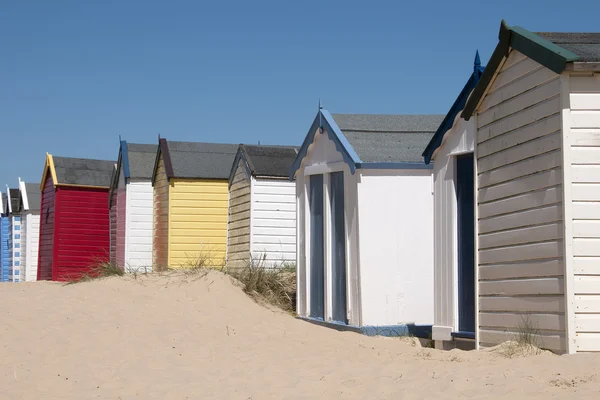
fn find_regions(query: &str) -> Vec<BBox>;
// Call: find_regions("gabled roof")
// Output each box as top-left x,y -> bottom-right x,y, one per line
152,138 -> 238,182
422,53 -> 485,164
463,20 -> 600,119
18,180 -> 41,212
0,193 -> 5,216
40,153 -> 115,191
229,144 -> 299,186
111,141 -> 157,194
7,188 -> 19,215
290,109 -> 443,178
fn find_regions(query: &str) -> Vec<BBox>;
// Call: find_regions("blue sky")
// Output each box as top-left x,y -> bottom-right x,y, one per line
1,0 -> 599,187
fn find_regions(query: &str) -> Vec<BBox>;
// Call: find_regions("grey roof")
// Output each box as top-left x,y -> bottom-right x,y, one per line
536,32 -> 600,62
332,114 -> 445,163
9,189 -> 19,214
126,143 -> 157,179
53,156 -> 115,187
241,145 -> 299,177
24,183 -> 41,211
168,141 -> 239,179
1,193 -> 6,215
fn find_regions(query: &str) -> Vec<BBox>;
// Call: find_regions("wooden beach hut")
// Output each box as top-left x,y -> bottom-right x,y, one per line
37,154 -> 115,281
152,139 -> 237,270
18,179 -> 41,282
109,141 -> 156,272
6,187 -> 22,282
0,193 -> 8,282
458,21 -> 600,353
421,53 -> 485,349
226,144 -> 299,269
291,108 -> 443,334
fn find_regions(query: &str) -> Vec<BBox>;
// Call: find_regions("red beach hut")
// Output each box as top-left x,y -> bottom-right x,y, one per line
37,153 -> 115,281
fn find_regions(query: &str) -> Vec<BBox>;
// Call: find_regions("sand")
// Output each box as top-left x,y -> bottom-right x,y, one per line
1,271 -> 599,399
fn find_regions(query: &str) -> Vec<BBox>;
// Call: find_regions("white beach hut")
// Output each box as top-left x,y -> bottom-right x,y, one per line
457,21 -> 600,353
18,179 -> 41,282
109,141 -> 156,272
421,53 -> 484,349
5,187 -> 21,282
226,144 -> 299,269
291,108 -> 443,335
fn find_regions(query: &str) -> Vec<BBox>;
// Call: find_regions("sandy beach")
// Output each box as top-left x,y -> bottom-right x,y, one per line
1,271 -> 599,399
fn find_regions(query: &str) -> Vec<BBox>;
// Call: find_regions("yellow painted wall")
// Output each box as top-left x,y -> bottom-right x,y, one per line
168,179 -> 229,268
153,154 -> 170,270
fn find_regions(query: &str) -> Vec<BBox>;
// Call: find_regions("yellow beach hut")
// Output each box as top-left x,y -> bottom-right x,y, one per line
151,139 -> 238,270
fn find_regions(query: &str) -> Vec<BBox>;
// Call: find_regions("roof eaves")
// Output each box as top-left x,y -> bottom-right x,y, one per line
289,109 -> 361,180
40,153 -> 58,192
18,179 -> 29,211
462,20 -> 580,120
227,146 -> 252,188
121,140 -> 131,179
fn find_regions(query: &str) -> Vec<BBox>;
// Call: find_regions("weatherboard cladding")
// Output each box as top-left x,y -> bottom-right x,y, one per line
52,156 -> 115,187
240,145 -> 299,177
126,143 -> 157,179
331,114 -> 444,163
166,141 -> 238,179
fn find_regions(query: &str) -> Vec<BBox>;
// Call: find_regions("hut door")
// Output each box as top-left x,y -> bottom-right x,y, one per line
309,174 -> 325,319
330,172 -> 347,323
456,153 -> 475,333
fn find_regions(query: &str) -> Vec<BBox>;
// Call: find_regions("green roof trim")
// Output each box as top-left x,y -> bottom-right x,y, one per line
462,20 -> 580,120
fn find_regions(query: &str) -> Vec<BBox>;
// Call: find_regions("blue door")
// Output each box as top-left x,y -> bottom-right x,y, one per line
309,174 -> 325,319
330,172 -> 347,323
456,153 -> 475,334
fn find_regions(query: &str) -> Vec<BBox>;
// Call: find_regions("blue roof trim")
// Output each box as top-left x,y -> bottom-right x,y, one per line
289,109 -> 361,180
422,54 -> 485,165
121,140 -> 131,179
358,162 -> 433,170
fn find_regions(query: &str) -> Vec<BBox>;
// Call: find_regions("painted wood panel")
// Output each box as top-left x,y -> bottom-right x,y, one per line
115,167 -> 126,268
25,213 -> 40,281
109,192 -> 117,265
569,75 -> 600,352
125,181 -> 153,272
226,159 -> 251,268
37,172 -> 55,281
251,177 -> 296,266
169,179 -> 229,268
475,49 -> 564,351
152,154 -> 170,270
0,216 -> 8,282
53,187 -> 110,281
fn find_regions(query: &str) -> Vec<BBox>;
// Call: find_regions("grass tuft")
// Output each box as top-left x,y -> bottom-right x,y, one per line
65,261 -> 124,284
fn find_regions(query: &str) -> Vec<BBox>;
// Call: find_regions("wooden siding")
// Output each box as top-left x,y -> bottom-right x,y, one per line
53,187 -> 110,281
126,181 -> 153,272
153,155 -> 170,270
116,187 -> 127,268
226,159 -> 251,268
37,171 -> 55,281
476,50 -> 565,352
22,213 -> 40,281
169,179 -> 229,268
0,217 -> 8,282
251,178 -> 297,266
109,192 -> 117,265
568,74 -> 600,352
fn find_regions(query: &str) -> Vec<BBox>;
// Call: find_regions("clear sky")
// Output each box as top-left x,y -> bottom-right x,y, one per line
1,0 -> 599,187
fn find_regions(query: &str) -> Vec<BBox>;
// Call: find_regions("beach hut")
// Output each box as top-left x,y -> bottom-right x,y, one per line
109,141 -> 156,272
291,108 -> 443,334
226,144 -> 299,269
152,139 -> 237,270
0,193 -> 8,282
421,54 -> 485,349
6,187 -> 21,282
459,21 -> 600,353
37,154 -> 115,281
18,179 -> 41,282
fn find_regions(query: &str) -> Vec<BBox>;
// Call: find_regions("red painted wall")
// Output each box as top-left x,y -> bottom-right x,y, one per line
53,187 -> 110,281
37,172 -> 55,281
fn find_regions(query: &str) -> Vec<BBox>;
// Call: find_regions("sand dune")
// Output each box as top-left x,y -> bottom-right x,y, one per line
1,271 -> 599,399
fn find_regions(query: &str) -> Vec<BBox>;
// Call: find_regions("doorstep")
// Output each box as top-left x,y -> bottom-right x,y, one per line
297,317 -> 432,339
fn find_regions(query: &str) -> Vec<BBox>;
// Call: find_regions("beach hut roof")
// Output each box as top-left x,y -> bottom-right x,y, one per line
463,20 -> 600,119
0,192 -> 5,215
41,154 -> 115,190
153,139 -> 238,182
121,142 -> 157,180
291,109 -> 443,178
19,182 -> 42,212
7,188 -> 19,215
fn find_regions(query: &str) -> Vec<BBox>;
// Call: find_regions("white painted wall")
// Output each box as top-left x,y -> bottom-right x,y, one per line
431,115 -> 475,339
125,180 -> 153,272
566,73 -> 600,352
21,213 -> 40,281
250,177 -> 296,266
475,49 -> 566,353
356,169 -> 434,326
